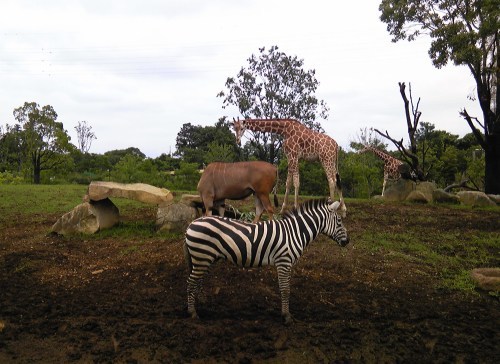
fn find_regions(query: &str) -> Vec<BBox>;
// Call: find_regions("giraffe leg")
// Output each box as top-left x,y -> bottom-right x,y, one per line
276,264 -> 293,325
293,171 -> 300,209
327,175 -> 336,201
382,179 -> 387,197
281,171 -> 293,213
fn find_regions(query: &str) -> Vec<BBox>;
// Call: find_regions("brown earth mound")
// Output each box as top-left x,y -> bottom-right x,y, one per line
0,202 -> 498,363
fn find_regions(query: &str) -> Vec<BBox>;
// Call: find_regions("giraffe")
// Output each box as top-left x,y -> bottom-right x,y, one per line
232,118 -> 346,216
358,145 -> 405,196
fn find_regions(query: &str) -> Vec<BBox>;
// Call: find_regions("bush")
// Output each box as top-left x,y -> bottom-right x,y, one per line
0,171 -> 25,185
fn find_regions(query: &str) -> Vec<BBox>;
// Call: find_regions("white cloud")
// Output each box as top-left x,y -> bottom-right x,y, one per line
0,0 -> 482,157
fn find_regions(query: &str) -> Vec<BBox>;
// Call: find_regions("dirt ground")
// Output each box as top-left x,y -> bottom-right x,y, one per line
0,201 -> 498,363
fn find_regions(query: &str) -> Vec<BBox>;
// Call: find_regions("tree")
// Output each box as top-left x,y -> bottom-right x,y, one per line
374,82 -> 425,180
175,119 -> 238,166
75,120 -> 96,153
0,124 -> 24,173
12,102 -> 73,184
379,0 -> 500,193
218,45 -> 330,164
104,147 -> 146,166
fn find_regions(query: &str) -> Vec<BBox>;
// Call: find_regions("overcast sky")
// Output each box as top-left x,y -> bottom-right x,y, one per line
1,0 -> 481,158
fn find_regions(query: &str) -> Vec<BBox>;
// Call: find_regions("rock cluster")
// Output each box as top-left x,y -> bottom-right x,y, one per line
52,181 -> 177,235
381,179 -> 499,207
51,183 -> 243,235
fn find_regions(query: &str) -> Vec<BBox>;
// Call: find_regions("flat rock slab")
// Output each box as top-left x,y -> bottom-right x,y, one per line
470,268 -> 500,291
51,198 -> 120,235
87,181 -> 173,205
457,191 -> 496,207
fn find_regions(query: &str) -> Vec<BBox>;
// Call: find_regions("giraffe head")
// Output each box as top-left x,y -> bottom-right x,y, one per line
231,118 -> 246,145
357,144 -> 372,154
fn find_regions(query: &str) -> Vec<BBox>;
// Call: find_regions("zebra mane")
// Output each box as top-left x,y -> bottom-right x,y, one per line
281,198 -> 328,220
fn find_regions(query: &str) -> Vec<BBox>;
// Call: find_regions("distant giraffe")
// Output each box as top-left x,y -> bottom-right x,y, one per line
232,118 -> 345,216
359,145 -> 405,196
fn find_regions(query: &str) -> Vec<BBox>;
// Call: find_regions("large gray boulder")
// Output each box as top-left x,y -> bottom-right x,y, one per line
51,198 -> 119,235
432,189 -> 460,204
156,201 -> 200,232
87,181 -> 173,205
487,194 -> 500,205
470,268 -> 500,291
416,181 -> 437,202
457,191 -> 496,207
383,179 -> 415,202
405,190 -> 429,204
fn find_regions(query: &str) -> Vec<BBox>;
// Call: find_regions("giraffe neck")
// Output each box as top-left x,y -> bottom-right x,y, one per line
364,147 -> 394,164
243,119 -> 300,137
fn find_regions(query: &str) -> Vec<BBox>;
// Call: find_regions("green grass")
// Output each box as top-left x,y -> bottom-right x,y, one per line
1,184 -> 498,294
0,184 -> 87,220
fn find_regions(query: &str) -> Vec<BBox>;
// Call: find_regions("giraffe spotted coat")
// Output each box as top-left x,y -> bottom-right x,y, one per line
232,118 -> 345,216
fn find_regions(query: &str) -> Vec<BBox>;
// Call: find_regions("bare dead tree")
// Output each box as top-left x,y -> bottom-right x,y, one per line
374,82 -> 425,180
75,121 -> 96,153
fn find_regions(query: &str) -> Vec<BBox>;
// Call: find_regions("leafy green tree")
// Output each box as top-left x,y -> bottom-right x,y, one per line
342,151 -> 382,198
218,45 -> 330,164
70,150 -> 113,183
165,162 -> 200,191
111,154 -> 143,183
205,142 -> 236,164
379,0 -> 499,193
12,102 -> 73,184
104,147 -> 146,166
152,153 -> 181,171
0,124 -> 24,174
175,119 -> 238,166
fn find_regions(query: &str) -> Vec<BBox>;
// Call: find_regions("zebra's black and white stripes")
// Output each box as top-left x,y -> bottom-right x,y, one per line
184,198 -> 349,324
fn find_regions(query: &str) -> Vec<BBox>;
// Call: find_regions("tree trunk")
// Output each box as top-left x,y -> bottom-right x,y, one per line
33,152 -> 41,184
484,133 -> 500,194
33,165 -> 41,184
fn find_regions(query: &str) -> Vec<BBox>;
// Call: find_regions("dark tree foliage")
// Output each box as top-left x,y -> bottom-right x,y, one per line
379,0 -> 499,193
12,102 -> 73,184
175,119 -> 238,167
104,147 -> 146,166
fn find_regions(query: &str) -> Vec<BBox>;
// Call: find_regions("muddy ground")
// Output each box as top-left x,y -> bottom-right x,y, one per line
0,201 -> 498,363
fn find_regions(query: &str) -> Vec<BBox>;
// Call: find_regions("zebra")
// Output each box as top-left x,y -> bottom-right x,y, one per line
184,197 -> 349,324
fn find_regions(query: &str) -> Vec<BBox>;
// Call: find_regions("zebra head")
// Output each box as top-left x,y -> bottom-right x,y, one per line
323,199 -> 349,247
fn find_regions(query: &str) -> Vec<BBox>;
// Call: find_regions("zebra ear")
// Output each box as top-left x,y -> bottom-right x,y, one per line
328,201 -> 340,212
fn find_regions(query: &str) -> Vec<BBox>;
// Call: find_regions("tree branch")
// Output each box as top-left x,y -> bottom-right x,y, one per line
459,108 -> 487,150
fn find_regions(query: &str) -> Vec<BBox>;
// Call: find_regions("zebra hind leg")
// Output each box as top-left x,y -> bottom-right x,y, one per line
187,269 -> 209,319
277,265 -> 293,325
185,246 -> 211,319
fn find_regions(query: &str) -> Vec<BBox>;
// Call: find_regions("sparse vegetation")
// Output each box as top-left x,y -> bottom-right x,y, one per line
0,185 -> 498,362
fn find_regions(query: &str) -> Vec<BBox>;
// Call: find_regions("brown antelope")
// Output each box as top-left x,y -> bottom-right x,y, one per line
197,161 -> 278,222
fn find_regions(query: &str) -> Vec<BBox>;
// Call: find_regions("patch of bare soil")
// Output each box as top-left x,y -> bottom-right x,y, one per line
0,202 -> 498,363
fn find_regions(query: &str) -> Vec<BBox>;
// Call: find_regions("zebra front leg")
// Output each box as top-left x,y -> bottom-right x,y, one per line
276,265 -> 293,325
